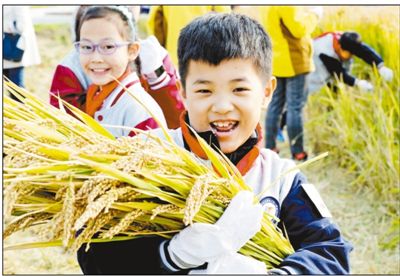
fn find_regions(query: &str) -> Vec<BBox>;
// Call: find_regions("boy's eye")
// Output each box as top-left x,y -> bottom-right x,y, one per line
233,87 -> 250,92
195,89 -> 211,94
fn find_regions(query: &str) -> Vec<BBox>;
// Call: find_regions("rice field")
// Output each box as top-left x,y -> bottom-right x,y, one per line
307,4 -> 399,252
305,5 -> 400,274
3,6 -> 400,274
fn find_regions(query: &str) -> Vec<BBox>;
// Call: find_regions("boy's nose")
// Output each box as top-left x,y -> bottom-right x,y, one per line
211,100 -> 234,114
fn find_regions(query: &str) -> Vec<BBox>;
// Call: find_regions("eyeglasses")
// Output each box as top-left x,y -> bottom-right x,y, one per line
74,40 -> 131,55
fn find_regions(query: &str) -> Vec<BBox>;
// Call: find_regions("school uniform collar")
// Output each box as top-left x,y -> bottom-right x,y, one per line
315,31 -> 344,60
331,32 -> 348,60
85,68 -> 133,117
179,111 -> 263,176
101,73 -> 141,110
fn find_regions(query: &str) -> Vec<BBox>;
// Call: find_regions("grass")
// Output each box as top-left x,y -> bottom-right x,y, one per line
307,85 -> 399,197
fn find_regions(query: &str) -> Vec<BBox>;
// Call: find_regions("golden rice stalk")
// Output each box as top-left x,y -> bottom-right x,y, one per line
100,209 -> 145,239
62,178 -> 75,247
183,174 -> 215,225
0,79 -> 332,269
151,204 -> 183,220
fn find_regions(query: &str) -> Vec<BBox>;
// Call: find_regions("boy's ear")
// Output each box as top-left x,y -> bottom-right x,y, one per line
128,42 -> 140,61
264,76 -> 277,98
176,79 -> 187,99
262,76 -> 276,109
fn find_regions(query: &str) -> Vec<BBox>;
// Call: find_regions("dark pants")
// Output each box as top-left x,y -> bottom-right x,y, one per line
4,66 -> 24,101
265,74 -> 308,155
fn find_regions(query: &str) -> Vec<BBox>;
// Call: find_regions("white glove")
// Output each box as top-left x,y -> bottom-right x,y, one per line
214,190 -> 264,252
189,252 -> 267,274
168,191 -> 264,269
309,6 -> 323,20
139,35 -> 168,75
355,79 -> 373,92
378,66 -> 393,81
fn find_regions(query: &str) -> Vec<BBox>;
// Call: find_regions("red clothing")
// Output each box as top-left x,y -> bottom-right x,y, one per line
139,54 -> 184,129
50,63 -> 86,112
50,50 -> 184,129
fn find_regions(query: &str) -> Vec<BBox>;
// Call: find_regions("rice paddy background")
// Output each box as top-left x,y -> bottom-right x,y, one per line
3,5 -> 400,274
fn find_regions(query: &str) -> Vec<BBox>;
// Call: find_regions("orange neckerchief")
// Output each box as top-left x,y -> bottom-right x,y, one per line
85,68 -> 131,117
179,111 -> 263,176
332,32 -> 345,59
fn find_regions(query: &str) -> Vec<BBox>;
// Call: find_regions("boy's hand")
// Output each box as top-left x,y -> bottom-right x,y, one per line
167,191 -> 263,269
189,252 -> 267,274
214,190 -> 264,251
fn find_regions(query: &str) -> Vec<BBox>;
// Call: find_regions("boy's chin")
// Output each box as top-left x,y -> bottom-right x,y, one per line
220,142 -> 241,154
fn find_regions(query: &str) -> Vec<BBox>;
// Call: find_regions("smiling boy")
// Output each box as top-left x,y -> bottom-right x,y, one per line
77,12 -> 352,274
182,58 -> 270,153
160,12 -> 352,274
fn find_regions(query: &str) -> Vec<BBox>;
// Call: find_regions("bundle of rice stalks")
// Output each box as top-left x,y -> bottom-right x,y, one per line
3,79 -> 296,269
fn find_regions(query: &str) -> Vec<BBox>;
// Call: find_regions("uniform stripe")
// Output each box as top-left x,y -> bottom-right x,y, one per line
110,80 -> 139,107
159,240 -> 180,272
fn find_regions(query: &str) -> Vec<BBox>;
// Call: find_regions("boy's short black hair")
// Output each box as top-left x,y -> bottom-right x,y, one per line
177,13 -> 272,88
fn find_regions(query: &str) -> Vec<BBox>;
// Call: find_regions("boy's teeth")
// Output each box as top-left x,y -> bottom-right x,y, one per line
211,121 -> 237,131
214,122 -> 231,128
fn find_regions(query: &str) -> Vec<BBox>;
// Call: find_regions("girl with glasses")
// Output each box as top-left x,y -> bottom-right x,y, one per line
53,6 -> 168,137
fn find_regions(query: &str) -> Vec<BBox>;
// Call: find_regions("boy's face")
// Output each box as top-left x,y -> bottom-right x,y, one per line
180,58 -> 276,154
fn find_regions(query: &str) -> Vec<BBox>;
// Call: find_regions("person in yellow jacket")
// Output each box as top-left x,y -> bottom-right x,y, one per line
147,5 -> 231,67
262,6 -> 322,161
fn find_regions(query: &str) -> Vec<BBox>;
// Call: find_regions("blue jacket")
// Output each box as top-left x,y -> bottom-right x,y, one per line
276,173 -> 352,274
